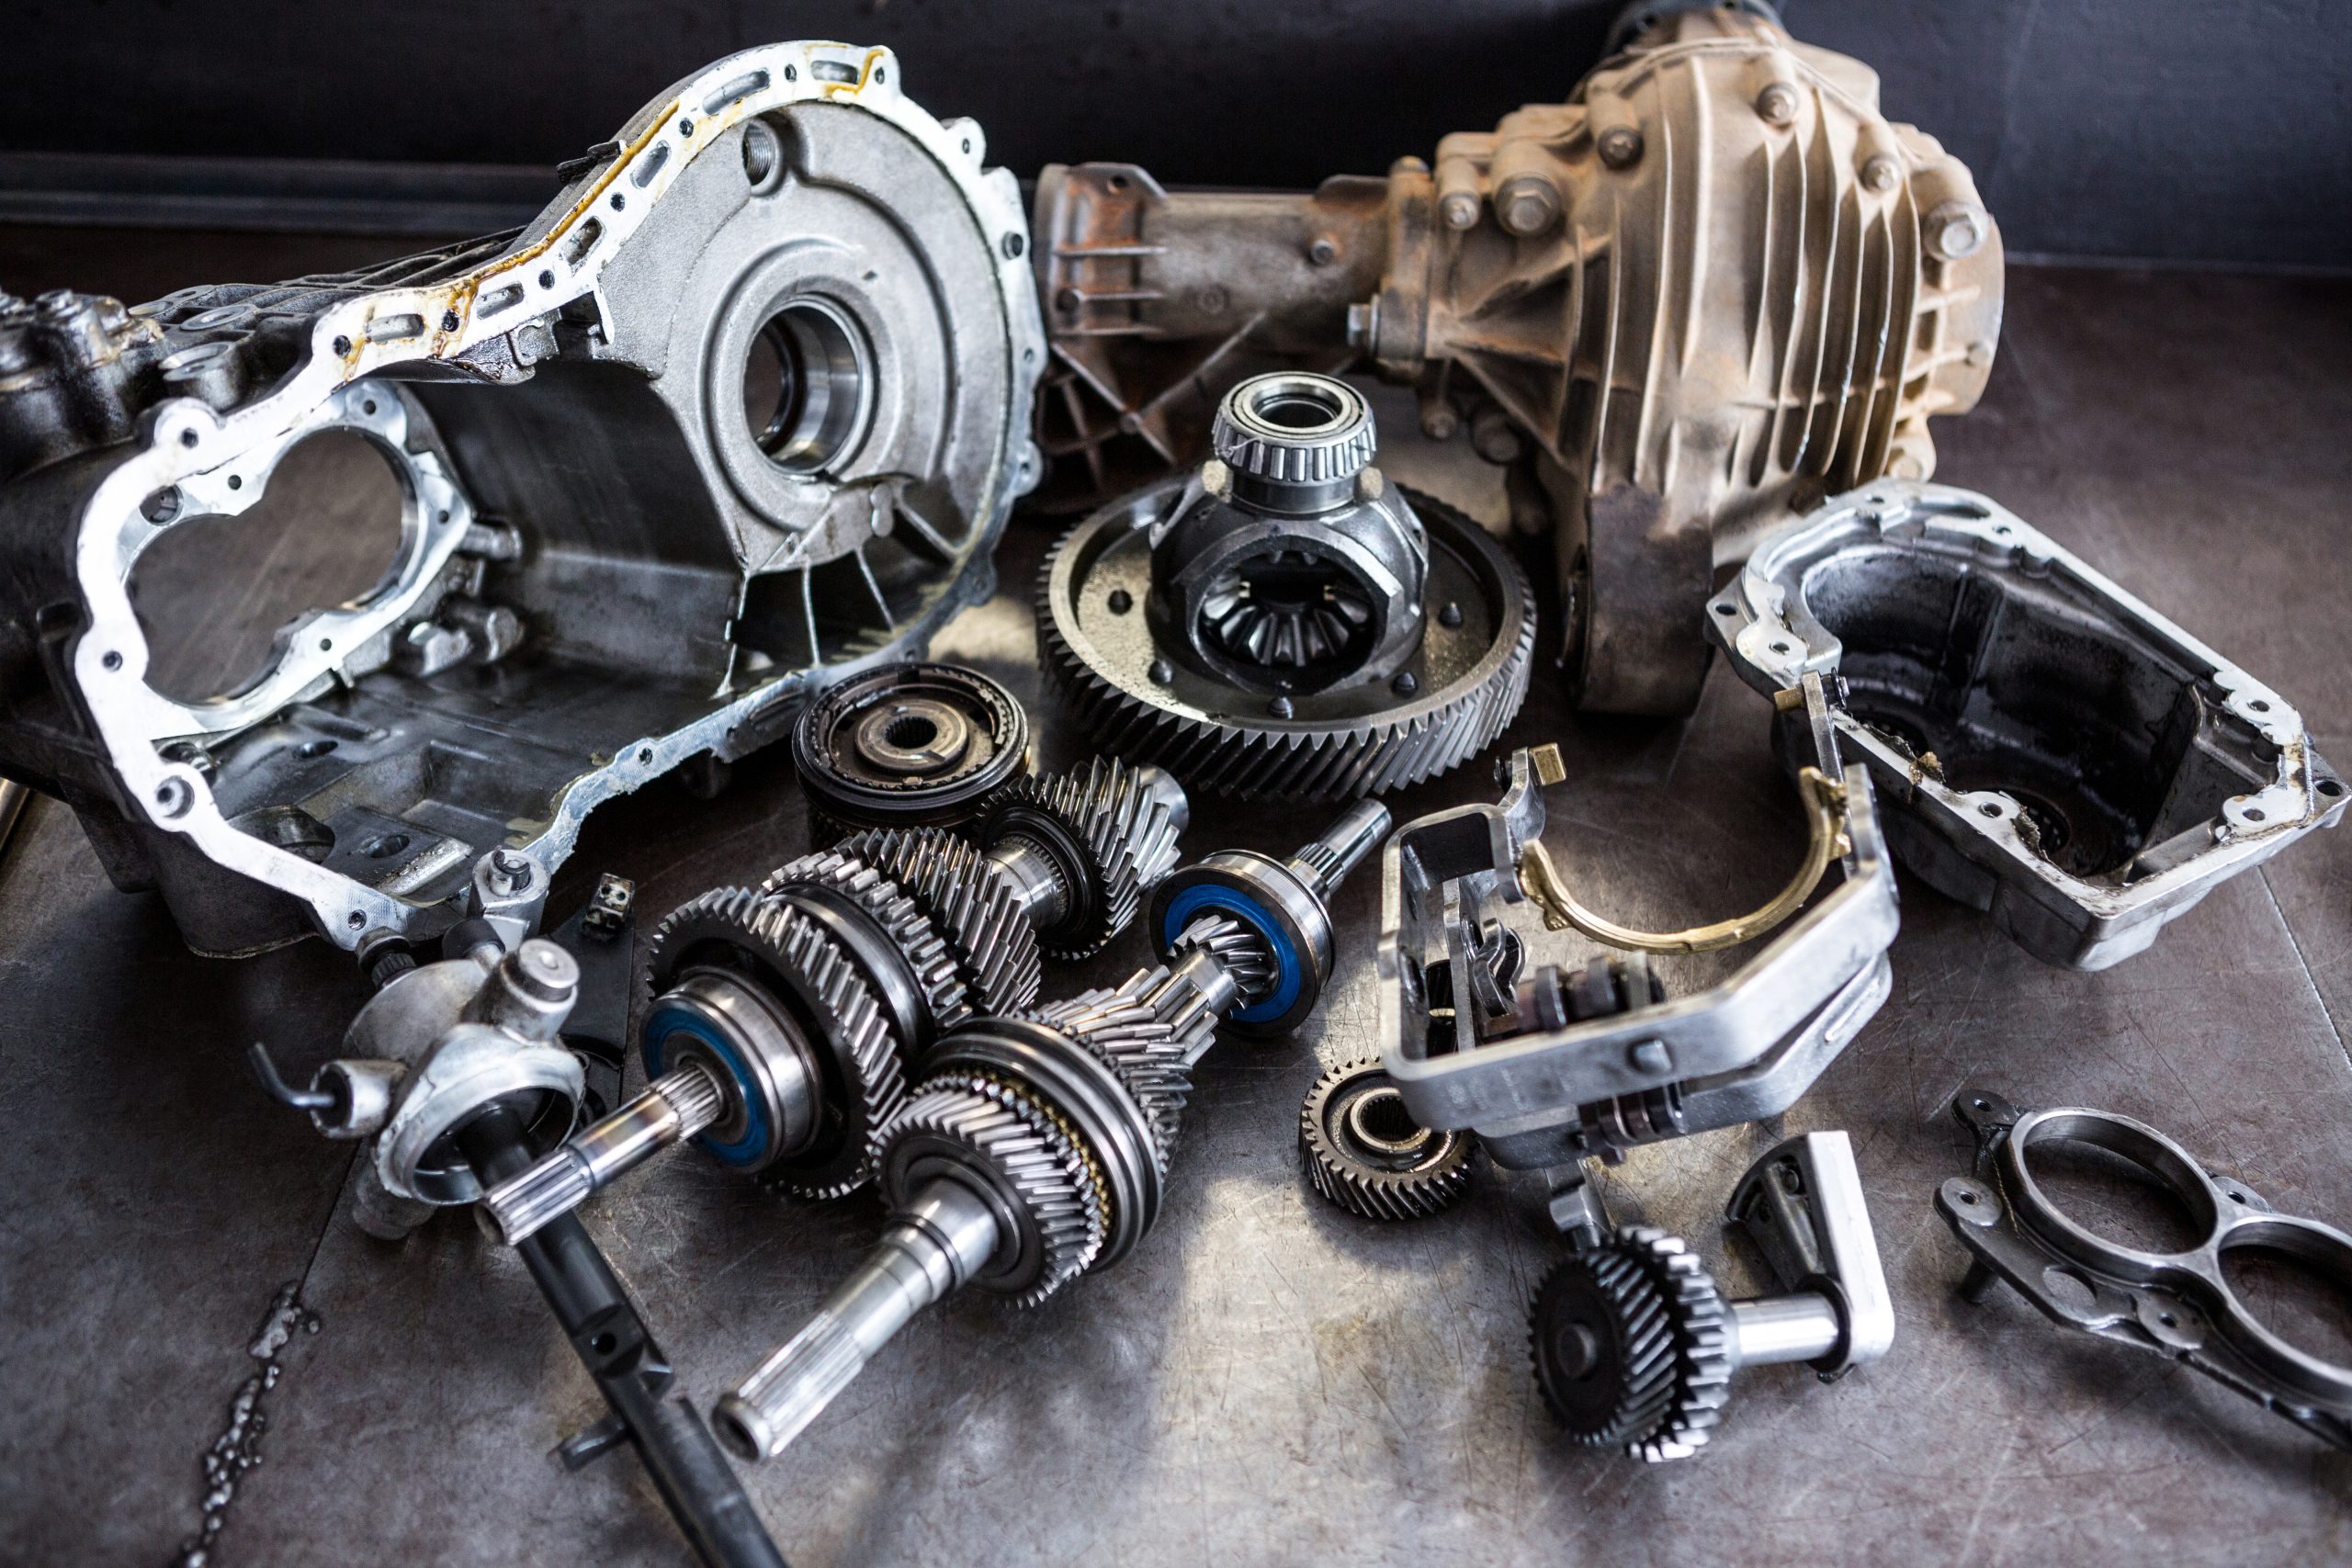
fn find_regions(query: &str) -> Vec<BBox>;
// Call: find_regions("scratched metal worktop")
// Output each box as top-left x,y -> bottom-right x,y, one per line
2,246 -> 2348,1566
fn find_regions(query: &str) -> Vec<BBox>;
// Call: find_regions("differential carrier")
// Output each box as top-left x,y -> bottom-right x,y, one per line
1041,372 -> 1535,800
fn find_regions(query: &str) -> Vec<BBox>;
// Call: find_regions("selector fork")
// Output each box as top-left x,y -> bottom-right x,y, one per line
713,799 -> 1391,1462
480,760 -> 1189,1245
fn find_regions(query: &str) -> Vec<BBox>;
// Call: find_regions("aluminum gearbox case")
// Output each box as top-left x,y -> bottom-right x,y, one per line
0,42 -> 1044,955
1708,481 -> 2345,968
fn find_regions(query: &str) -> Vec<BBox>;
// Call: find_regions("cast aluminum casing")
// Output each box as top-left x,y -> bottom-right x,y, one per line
1709,481 -> 2345,969
0,42 -> 1044,955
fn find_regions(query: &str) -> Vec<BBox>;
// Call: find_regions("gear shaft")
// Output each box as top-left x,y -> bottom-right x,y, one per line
715,800 -> 1390,1462
480,759 -> 1189,1240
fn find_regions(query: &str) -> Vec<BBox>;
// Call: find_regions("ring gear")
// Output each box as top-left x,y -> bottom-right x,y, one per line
825,826 -> 1042,1017
645,887 -> 905,1200
981,756 -> 1188,959
1530,1225 -> 1734,1461
759,846 -> 969,1036
1298,1057 -> 1476,1221
1040,483 -> 1536,800
791,661 -> 1030,841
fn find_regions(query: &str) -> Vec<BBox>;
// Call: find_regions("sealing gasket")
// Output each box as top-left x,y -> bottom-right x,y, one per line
1937,1086 -> 2352,1450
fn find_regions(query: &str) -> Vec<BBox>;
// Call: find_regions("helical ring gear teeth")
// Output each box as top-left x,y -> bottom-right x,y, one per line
759,847 -> 971,1035
832,826 -> 1044,1018
644,887 -> 907,1201
986,756 -> 1186,960
891,1071 -> 1107,1305
1026,979 -> 1200,1171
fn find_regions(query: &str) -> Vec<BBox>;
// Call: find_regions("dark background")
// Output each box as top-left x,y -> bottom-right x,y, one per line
1,0 -> 2348,268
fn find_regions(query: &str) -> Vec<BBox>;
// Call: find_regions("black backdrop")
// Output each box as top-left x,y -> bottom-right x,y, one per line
3,0 -> 2346,267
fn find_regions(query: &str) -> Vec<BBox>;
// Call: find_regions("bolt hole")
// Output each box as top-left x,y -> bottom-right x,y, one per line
2249,699 -> 2270,713
1957,1190 -> 1979,1204
2319,780 -> 2345,798
362,399 -> 378,416
226,474 -> 243,491
141,487 -> 183,525
1770,639 -> 1792,654
2245,807 -> 2267,823
178,429 -> 199,448
638,747 -> 653,765
1971,1097 -> 1989,1110
1713,603 -> 1736,616
537,270 -> 555,290
678,118 -> 695,138
296,739 -> 337,759
2158,1311 -> 2178,1327
101,650 -> 122,671
590,1332 -> 617,1355
362,832 -> 412,860
1978,801 -> 2003,818
347,911 -> 365,929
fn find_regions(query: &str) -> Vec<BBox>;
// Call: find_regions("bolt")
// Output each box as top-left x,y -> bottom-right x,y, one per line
1927,200 -> 1986,260
1756,82 -> 1799,126
1628,1039 -> 1672,1075
1268,696 -> 1295,719
487,847 -> 535,896
1495,174 -> 1560,236
1422,407 -> 1460,442
1307,237 -> 1338,266
1598,126 -> 1644,170
1354,467 -> 1385,502
1107,588 -> 1134,615
1392,671 -> 1419,696
1055,287 -> 1081,314
1148,658 -> 1174,685
1439,602 -> 1464,628
1860,154 -> 1900,194
1439,190 -> 1481,231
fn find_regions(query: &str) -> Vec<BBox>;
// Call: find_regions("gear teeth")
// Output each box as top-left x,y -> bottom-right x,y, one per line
1297,1057 -> 1476,1221
832,827 -> 1043,1017
1529,1225 -> 1734,1461
986,757 -> 1187,960
759,847 -> 970,1034
1171,912 -> 1279,1008
1038,489 -> 1537,801
1027,977 -> 1203,1168
646,888 -> 904,1200
889,1075 -> 1105,1306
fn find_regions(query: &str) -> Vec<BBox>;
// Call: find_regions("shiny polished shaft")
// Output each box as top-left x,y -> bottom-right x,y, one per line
480,1064 -> 726,1245
713,1178 -> 999,1460
1727,1292 -> 1842,1370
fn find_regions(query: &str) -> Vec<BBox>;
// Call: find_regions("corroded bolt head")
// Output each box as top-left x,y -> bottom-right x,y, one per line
1494,174 -> 1560,236
1597,126 -> 1644,170
1927,200 -> 1986,260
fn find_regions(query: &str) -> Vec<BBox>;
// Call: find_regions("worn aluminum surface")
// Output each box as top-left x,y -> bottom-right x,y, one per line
1031,4 -> 2001,715
1378,677 -> 1898,1168
1709,480 -> 2346,968
0,41 -> 1043,957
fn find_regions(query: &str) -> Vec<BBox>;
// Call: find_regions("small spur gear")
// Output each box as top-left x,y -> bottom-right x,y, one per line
645,887 -> 905,1201
1530,1225 -> 1734,1462
1298,1057 -> 1477,1221
1170,912 -> 1279,1010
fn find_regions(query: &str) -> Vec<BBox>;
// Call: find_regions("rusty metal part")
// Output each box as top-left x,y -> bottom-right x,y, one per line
1031,2 -> 2001,715
0,42 -> 1044,955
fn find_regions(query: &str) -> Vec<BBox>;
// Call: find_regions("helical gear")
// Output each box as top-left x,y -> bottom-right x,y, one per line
645,888 -> 905,1200
888,1071 -> 1107,1307
824,827 -> 1043,1017
1026,979 -> 1205,1168
1530,1225 -> 1734,1462
983,756 -> 1187,959
759,846 -> 969,1035
1170,913 -> 1279,1008
1040,487 -> 1538,801
1298,1057 -> 1477,1221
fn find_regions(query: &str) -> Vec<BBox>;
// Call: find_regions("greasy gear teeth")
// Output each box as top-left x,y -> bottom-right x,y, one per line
983,757 -> 1187,960
1040,487 -> 1537,801
645,887 -> 905,1200
1027,977 -> 1204,1169
888,1074 -> 1104,1306
1172,912 -> 1278,1008
1297,1057 -> 1476,1221
1529,1225 -> 1734,1461
832,826 -> 1042,1017
759,847 -> 969,1034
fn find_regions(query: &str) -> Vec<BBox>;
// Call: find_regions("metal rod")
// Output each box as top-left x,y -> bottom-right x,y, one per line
1289,798 -> 1391,897
1729,1292 -> 1843,1369
480,1064 -> 726,1245
456,1105 -> 787,1568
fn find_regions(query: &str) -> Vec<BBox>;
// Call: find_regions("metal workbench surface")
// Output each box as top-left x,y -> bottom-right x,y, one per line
3,255 -> 2348,1567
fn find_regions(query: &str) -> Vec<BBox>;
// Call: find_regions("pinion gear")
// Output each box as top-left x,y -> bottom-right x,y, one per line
1530,1225 -> 1734,1461
645,887 -> 906,1200
1298,1057 -> 1476,1221
1028,977 -> 1203,1169
981,756 -> 1186,959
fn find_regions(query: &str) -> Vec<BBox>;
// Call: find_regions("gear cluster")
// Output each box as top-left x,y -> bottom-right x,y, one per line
1530,1226 -> 1734,1462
